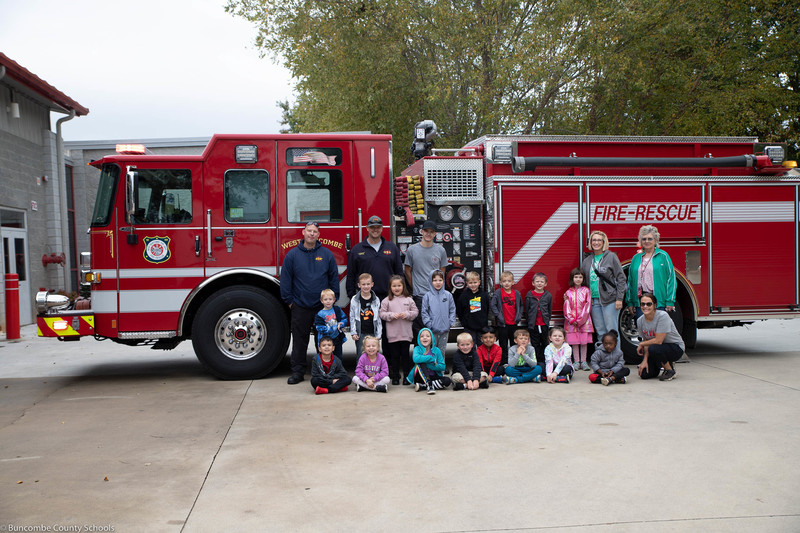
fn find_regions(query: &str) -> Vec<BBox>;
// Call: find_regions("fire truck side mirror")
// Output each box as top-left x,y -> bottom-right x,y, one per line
125,169 -> 136,224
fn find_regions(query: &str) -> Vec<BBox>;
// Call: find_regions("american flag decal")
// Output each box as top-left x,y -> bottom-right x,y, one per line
291,149 -> 337,166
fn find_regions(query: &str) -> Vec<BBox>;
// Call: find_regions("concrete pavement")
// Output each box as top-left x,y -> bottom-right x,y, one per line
1,320 -> 799,532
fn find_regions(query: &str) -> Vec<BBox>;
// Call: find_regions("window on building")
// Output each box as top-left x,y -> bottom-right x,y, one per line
130,169 -> 192,224
224,169 -> 270,223
0,209 -> 25,229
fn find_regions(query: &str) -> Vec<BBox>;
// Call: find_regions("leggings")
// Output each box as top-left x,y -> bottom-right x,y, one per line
384,340 -> 412,381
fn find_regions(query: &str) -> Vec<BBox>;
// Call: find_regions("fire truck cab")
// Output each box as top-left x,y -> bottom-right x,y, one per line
37,134 -> 393,379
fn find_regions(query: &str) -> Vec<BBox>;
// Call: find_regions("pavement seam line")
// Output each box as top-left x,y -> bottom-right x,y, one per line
2,378 -> 73,431
447,513 -> 800,531
692,361 -> 800,392
180,379 -> 253,532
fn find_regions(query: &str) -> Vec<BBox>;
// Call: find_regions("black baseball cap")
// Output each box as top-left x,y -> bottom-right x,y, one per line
366,216 -> 383,227
421,220 -> 437,231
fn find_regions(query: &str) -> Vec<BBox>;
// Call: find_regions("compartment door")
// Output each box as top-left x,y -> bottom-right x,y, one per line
709,184 -> 798,312
496,183 -> 582,308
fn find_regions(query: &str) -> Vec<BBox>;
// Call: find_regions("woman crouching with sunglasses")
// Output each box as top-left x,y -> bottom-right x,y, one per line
636,292 -> 684,381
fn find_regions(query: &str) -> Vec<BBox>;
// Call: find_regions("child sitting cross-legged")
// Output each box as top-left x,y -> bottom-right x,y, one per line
545,326 -> 574,383
406,328 -> 452,395
477,327 -> 504,384
589,330 -> 631,385
452,332 -> 488,390
353,336 -> 390,392
503,328 -> 543,384
311,336 -> 352,394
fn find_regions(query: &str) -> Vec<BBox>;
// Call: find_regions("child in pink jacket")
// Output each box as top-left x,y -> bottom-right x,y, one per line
379,275 -> 419,386
564,268 -> 594,371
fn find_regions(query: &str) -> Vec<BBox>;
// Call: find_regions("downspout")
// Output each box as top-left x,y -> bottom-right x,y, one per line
56,110 -> 76,288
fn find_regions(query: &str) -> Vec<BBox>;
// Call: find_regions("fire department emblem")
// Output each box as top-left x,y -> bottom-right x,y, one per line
143,236 -> 171,264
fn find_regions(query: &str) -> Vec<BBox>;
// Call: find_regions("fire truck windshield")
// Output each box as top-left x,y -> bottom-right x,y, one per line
91,164 -> 120,226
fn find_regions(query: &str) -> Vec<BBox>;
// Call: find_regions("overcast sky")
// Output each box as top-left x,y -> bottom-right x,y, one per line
0,0 -> 293,141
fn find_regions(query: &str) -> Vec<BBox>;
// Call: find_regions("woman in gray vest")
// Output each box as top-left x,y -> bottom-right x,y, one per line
581,231 -> 627,340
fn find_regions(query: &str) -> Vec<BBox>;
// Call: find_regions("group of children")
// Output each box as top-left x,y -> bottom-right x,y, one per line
310,267 -> 629,395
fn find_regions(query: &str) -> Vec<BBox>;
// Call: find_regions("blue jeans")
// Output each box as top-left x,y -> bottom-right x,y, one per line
505,365 -> 543,383
591,299 -> 620,339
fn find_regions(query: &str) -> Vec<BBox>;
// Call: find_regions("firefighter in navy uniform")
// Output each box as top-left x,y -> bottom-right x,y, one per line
345,216 -> 403,302
281,222 -> 340,384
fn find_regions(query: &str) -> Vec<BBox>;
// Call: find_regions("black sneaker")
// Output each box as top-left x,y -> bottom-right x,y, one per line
479,380 -> 489,389
375,384 -> 387,393
453,382 -> 465,391
391,378 -> 400,386
660,369 -> 677,381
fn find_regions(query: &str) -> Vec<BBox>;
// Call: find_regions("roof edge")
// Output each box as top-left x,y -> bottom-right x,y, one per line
0,52 -> 89,116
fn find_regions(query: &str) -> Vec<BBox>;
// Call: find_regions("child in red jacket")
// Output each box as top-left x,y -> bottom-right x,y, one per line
477,327 -> 504,383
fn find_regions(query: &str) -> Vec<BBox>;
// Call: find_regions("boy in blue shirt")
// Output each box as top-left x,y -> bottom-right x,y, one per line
314,289 -> 347,361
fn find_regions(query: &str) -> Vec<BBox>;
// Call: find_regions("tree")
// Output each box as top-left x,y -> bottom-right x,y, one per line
226,0 -> 800,162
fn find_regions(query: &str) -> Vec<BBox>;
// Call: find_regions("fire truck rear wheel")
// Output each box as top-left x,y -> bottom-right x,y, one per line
191,286 -> 288,380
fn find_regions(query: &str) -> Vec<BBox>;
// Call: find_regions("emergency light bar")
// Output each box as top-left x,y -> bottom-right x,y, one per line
116,144 -> 146,155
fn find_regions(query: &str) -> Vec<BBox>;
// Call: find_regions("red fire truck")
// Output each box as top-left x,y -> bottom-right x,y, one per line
36,124 -> 799,377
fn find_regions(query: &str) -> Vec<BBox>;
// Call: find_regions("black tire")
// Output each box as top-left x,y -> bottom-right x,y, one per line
683,319 -> 697,349
191,286 -> 289,380
618,306 -> 642,364
619,302 -> 683,365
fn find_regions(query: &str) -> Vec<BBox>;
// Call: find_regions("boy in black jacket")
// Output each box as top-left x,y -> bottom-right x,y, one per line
452,332 -> 488,390
456,271 -> 491,345
311,337 -> 352,394
525,272 -> 552,363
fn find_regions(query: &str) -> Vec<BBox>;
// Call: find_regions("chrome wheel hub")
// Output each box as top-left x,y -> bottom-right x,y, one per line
214,308 -> 266,360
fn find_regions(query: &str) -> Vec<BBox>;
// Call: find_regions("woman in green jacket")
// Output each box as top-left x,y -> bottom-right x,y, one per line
626,225 -> 676,317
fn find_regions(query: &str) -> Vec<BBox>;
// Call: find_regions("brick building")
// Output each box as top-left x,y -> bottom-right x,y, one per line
0,53 -> 88,329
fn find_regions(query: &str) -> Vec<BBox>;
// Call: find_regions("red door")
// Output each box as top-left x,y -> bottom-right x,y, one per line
115,162 -> 205,333
276,140 -> 354,306
202,139 -> 279,276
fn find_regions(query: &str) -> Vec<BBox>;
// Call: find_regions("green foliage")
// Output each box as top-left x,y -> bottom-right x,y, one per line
226,0 -> 800,162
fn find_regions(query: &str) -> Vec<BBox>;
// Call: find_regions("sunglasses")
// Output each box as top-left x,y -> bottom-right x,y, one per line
640,302 -> 654,307
304,222 -> 320,228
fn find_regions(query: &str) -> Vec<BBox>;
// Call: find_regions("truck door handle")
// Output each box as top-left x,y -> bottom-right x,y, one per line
206,210 -> 212,257
195,235 -> 200,256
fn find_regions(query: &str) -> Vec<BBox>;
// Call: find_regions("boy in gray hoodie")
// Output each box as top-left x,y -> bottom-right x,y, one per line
421,269 -> 456,358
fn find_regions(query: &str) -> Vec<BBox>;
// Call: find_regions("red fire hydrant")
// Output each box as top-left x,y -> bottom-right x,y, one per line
4,273 -> 20,340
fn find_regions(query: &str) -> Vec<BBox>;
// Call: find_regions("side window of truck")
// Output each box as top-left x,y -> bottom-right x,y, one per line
131,169 -> 192,224
224,169 -> 270,223
285,148 -> 343,223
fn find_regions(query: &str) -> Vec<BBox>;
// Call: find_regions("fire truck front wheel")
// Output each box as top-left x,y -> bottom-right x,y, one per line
191,286 -> 288,379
